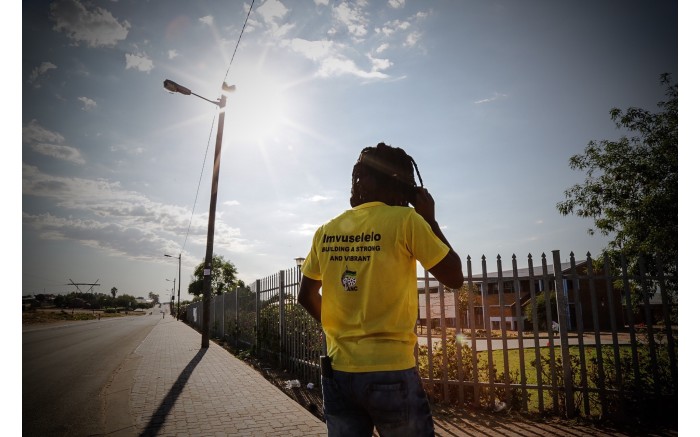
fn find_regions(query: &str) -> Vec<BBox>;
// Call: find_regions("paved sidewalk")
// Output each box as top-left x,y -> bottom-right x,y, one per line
105,314 -> 326,436
104,313 -> 676,437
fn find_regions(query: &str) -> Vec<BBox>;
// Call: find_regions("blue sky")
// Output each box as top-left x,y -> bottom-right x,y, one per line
20,0 -> 680,300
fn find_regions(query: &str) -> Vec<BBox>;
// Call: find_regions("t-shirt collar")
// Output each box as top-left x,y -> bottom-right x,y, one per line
352,201 -> 386,210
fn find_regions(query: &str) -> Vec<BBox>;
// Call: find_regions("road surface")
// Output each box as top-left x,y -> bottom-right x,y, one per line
22,310 -> 163,436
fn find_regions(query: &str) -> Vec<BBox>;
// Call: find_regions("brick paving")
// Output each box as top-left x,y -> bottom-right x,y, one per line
109,314 -> 326,436
105,313 -> 677,437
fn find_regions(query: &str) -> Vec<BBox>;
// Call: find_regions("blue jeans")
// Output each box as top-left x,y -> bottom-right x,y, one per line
321,367 -> 435,437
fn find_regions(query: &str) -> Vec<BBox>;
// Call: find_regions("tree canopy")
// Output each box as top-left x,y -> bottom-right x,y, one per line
188,254 -> 241,296
557,74 -> 677,275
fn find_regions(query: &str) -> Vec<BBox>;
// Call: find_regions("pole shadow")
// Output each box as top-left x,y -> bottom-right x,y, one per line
139,348 -> 208,436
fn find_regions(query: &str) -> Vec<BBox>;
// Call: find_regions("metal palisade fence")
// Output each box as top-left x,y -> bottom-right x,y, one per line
185,250 -> 677,425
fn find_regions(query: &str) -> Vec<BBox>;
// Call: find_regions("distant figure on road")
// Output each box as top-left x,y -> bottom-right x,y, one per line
552,320 -> 560,336
298,142 -> 464,436
162,310 -> 165,319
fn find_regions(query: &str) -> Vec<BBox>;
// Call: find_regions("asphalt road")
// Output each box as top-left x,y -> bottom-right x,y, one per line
22,310 -> 163,436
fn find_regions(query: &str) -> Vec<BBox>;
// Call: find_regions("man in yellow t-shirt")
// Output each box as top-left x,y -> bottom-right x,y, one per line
299,142 -> 464,437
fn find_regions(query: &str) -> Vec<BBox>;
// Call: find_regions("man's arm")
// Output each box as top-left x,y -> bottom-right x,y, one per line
412,187 -> 464,289
428,248 -> 463,289
298,275 -> 323,323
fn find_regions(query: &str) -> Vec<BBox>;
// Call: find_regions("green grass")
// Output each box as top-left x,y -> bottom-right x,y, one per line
22,309 -> 145,324
422,343 -> 636,414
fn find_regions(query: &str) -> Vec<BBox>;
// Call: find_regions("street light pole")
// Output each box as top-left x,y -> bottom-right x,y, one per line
166,278 -> 176,315
164,79 -> 234,348
201,100 -> 227,349
165,253 -> 182,321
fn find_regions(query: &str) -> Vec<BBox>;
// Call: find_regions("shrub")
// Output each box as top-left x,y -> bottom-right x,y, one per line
587,330 -> 677,428
418,335 -> 528,410
418,336 -> 476,404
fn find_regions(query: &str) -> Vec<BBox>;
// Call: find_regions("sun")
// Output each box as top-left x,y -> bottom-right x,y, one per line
225,65 -> 295,145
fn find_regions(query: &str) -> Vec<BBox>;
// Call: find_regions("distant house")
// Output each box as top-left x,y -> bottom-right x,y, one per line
418,259 -> 637,332
136,297 -> 154,306
22,293 -> 57,310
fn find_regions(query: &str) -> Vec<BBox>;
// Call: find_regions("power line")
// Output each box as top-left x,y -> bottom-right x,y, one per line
223,0 -> 256,84
181,113 -> 218,255
178,1 -> 256,258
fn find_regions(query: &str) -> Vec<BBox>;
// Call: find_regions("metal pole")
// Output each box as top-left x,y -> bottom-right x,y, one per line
201,95 -> 227,349
177,254 -> 181,321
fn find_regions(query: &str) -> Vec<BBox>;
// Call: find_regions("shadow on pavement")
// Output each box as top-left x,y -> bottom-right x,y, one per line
139,348 -> 207,437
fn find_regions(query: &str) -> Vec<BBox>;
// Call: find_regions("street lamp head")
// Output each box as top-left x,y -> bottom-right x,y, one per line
163,79 -> 192,96
222,82 -> 236,94
295,257 -> 306,267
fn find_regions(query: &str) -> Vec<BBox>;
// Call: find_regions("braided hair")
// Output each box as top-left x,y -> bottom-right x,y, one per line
350,142 -> 423,207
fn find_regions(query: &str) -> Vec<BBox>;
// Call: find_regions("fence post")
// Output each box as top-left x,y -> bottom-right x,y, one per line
481,256 -> 496,408
235,286 -> 239,349
255,279 -> 261,354
552,250 -> 575,418
279,269 -> 285,368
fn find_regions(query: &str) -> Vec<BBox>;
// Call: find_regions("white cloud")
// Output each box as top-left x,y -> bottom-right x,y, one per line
314,0 -> 330,5
318,57 -> 389,79
224,200 -> 241,206
284,38 -> 334,61
28,62 -> 57,87
474,92 -> 508,104
31,143 -> 86,165
110,144 -> 144,156
255,0 -> 294,37
23,120 -> 65,145
23,120 -> 85,165
414,11 -> 429,20
168,50 -> 179,59
377,19 -> 410,37
333,2 -> 369,39
388,0 -> 405,8
199,15 -> 213,25
22,165 -> 255,260
273,2 -> 430,80
307,195 -> 331,202
404,31 -> 420,47
49,0 -> 130,47
368,55 -> 392,73
257,0 -> 289,25
77,96 -> 97,111
283,38 -> 390,79
125,52 -> 154,72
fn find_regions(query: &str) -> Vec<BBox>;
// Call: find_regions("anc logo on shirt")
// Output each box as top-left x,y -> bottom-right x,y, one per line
341,267 -> 358,291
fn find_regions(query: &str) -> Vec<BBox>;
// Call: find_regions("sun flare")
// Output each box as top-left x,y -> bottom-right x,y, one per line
226,67 -> 294,145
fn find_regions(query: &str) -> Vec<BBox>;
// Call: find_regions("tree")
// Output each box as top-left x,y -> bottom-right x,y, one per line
148,292 -> 160,304
446,282 -> 481,327
111,287 -> 118,299
188,254 -> 241,296
556,74 -> 677,282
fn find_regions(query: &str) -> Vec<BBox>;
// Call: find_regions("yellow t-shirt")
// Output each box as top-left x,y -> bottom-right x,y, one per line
302,201 -> 450,372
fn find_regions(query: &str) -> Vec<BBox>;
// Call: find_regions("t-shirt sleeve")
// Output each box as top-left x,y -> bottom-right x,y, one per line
301,226 -> 323,280
407,210 -> 450,270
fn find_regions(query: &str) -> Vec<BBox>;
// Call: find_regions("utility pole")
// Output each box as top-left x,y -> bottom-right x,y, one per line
201,97 -> 226,348
163,79 -> 234,348
164,253 -> 182,320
